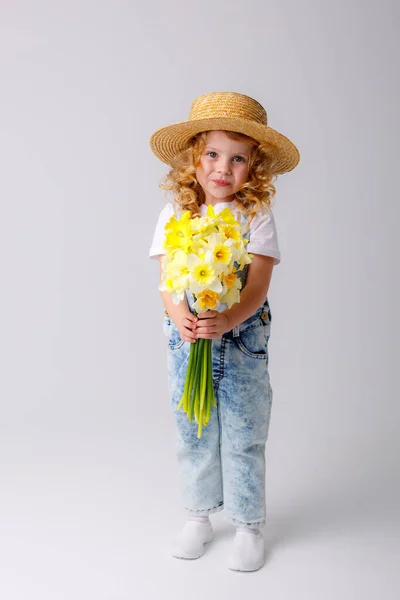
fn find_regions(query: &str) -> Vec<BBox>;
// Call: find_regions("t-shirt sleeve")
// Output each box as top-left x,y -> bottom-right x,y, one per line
148,202 -> 175,259
246,207 -> 281,265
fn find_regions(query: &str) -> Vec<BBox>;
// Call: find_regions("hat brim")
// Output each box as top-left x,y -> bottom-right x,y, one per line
150,117 -> 300,174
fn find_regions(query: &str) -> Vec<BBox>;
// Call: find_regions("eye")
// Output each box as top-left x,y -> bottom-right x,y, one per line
233,156 -> 245,163
207,151 -> 217,158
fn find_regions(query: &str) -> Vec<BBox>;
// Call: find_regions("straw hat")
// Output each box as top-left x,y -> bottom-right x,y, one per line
149,91 -> 300,174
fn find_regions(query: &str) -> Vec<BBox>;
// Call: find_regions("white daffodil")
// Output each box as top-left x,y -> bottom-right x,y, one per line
206,233 -> 233,274
187,251 -> 222,295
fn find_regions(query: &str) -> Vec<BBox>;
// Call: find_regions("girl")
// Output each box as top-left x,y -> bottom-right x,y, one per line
148,92 -> 300,572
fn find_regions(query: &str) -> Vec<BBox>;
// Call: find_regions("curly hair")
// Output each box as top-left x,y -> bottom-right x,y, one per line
158,130 -> 280,232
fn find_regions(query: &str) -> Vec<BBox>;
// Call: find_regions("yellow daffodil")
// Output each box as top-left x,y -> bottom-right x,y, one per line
190,218 -> 217,237
219,223 -> 242,243
191,236 -> 209,255
159,274 -> 174,293
219,285 -> 241,308
164,212 -> 192,252
222,269 -> 240,288
164,210 -> 191,233
216,206 -> 238,225
164,230 -> 191,253
193,289 -> 220,312
206,204 -> 216,219
237,252 -> 253,271
168,249 -> 191,289
212,243 -> 231,267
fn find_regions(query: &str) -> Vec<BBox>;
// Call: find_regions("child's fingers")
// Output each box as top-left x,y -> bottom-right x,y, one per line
185,314 -> 198,325
182,324 -> 197,342
182,334 -> 197,343
195,313 -> 227,338
196,331 -> 218,339
195,323 -> 218,337
198,311 -> 216,319
181,316 -> 197,332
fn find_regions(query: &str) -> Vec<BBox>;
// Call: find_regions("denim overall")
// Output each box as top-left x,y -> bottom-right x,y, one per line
163,208 -> 273,527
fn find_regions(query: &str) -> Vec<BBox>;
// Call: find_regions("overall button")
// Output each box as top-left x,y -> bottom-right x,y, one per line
260,311 -> 269,320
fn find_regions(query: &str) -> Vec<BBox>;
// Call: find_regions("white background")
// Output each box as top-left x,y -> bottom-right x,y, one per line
0,1 -> 399,598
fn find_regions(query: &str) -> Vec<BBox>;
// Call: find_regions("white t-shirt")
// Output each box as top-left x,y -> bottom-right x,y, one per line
148,198 -> 281,266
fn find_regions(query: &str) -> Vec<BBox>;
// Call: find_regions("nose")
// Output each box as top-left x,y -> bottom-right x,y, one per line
216,157 -> 231,175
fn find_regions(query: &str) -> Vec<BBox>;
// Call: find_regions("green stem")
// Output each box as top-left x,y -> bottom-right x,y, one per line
185,339 -> 199,413
192,338 -> 203,423
189,339 -> 202,422
197,338 -> 209,437
206,339 -> 215,422
177,339 -> 196,412
199,339 -> 208,412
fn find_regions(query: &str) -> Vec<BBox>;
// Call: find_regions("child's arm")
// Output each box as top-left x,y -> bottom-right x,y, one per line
158,257 -> 198,343
194,255 -> 274,339
220,255 -> 274,330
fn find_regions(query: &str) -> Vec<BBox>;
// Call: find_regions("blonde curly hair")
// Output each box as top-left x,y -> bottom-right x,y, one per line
159,130 -> 280,232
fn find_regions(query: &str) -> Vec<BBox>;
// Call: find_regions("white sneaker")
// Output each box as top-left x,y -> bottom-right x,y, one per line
227,530 -> 265,572
170,520 -> 213,559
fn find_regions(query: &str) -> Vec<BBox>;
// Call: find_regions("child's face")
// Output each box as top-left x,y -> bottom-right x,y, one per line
195,130 -> 251,205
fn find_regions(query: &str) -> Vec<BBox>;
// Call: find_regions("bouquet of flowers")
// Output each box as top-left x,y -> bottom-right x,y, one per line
159,204 -> 253,438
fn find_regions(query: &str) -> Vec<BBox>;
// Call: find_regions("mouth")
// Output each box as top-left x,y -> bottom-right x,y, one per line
213,180 -> 231,186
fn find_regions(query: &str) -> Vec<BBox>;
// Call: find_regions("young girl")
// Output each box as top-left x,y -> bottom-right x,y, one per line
148,92 -> 300,572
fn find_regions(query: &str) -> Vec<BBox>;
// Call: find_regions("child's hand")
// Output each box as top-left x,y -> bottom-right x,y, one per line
194,310 -> 230,339
177,313 -> 198,343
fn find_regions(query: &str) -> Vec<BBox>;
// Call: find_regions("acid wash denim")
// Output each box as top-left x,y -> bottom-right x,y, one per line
162,208 -> 273,528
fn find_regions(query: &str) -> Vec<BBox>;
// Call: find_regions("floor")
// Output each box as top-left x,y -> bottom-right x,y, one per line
1,428 -> 399,600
